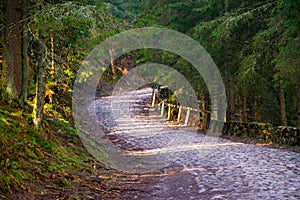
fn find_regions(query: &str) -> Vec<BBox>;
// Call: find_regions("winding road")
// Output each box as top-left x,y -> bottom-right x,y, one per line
94,88 -> 300,200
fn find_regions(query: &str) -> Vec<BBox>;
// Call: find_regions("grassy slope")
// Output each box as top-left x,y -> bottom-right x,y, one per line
0,103 -> 122,199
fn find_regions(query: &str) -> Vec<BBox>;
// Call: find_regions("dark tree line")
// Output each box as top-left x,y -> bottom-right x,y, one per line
119,0 -> 300,127
1,0 -> 299,127
1,0 -> 128,127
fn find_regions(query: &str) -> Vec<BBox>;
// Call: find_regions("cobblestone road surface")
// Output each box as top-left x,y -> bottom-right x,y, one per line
94,88 -> 300,200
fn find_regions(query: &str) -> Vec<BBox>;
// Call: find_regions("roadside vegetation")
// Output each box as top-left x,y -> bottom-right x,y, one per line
0,0 -> 299,197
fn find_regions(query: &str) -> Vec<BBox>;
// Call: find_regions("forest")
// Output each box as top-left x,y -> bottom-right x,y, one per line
0,0 -> 299,198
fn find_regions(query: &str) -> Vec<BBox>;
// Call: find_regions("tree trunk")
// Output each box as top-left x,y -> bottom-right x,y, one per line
279,83 -> 287,126
50,31 -> 55,78
21,0 -> 29,104
253,98 -> 258,122
33,49 -> 46,127
3,0 -> 23,104
243,95 -> 247,123
297,85 -> 300,128
109,48 -> 116,78
228,78 -> 235,121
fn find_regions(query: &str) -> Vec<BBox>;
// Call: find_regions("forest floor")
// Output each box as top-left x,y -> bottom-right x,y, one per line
0,102 -> 134,199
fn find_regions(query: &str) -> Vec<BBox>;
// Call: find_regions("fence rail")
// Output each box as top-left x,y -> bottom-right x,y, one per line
151,87 -> 210,130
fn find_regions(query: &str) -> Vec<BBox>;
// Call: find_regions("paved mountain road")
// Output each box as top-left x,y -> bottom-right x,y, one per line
94,88 -> 299,200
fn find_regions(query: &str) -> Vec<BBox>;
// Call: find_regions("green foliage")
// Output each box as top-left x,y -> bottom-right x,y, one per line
1,0 -> 299,196
131,0 -> 299,126
0,0 -> 133,196
0,103 -> 96,194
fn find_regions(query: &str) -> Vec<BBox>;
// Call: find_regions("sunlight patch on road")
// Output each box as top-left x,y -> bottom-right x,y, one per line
128,142 -> 244,156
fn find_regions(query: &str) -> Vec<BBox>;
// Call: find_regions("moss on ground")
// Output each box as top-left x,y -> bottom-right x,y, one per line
0,103 -> 121,198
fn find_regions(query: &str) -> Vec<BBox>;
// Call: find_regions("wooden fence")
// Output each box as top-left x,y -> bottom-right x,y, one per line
151,87 -> 211,130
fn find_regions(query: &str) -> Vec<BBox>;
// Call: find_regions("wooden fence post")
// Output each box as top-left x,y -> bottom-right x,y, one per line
203,112 -> 207,130
161,101 -> 165,116
167,105 -> 171,120
157,85 -> 161,99
177,106 -> 182,123
161,99 -> 210,128
151,89 -> 156,107
198,111 -> 203,130
184,109 -> 190,126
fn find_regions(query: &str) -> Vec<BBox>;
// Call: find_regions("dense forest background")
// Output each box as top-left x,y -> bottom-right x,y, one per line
0,0 -> 299,196
1,0 -> 299,127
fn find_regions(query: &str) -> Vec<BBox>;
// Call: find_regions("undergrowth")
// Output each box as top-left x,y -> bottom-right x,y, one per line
0,103 -> 112,197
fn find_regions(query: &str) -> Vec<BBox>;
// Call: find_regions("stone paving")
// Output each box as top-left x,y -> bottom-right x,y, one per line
94,88 -> 300,200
